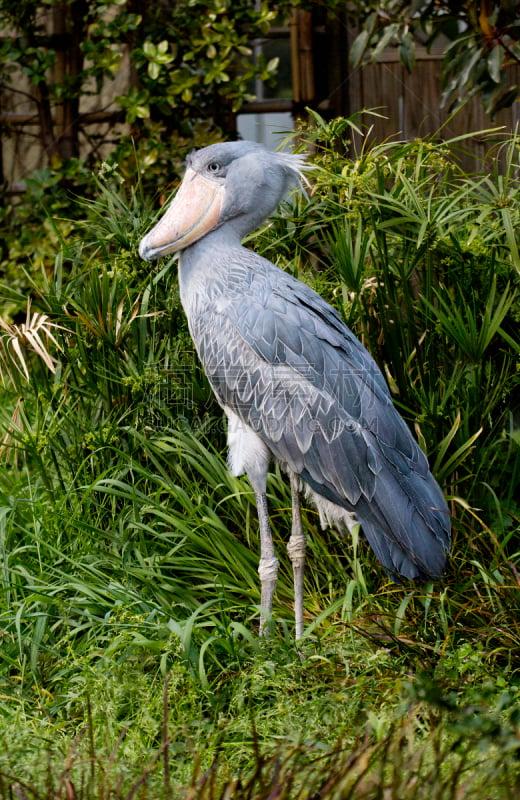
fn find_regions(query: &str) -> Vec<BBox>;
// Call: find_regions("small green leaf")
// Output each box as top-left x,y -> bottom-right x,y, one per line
350,29 -> 370,67
489,84 -> 518,116
459,45 -> 485,88
487,45 -> 504,83
400,32 -> 416,72
372,23 -> 399,62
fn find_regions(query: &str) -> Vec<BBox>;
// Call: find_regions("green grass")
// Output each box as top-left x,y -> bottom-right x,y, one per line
0,119 -> 519,797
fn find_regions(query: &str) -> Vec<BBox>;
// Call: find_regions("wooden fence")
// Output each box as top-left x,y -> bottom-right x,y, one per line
346,45 -> 520,171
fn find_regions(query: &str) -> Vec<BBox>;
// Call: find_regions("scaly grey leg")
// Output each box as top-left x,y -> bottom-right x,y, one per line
287,473 -> 306,639
255,491 -> 279,636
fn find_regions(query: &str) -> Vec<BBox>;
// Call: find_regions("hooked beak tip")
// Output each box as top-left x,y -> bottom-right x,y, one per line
138,237 -> 153,262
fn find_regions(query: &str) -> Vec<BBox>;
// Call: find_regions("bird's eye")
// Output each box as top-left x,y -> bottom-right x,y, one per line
207,161 -> 221,174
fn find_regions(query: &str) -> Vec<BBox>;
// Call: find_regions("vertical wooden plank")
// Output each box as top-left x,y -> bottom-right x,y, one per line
404,58 -> 443,138
290,9 -> 315,114
349,60 -> 405,150
374,61 -> 404,139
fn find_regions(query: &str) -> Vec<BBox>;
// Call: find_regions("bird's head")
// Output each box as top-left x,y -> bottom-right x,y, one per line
139,141 -> 308,261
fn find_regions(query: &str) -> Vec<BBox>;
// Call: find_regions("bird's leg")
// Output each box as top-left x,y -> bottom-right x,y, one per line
255,491 -> 279,636
287,473 -> 306,639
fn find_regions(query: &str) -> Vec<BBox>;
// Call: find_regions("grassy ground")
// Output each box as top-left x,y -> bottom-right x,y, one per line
1,547 -> 519,798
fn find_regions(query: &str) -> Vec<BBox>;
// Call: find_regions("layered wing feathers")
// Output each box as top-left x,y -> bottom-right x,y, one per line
189,253 -> 450,580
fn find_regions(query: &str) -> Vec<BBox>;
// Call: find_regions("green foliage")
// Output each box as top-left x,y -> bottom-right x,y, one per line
348,1 -> 520,115
0,0 -> 295,304
0,0 -> 288,170
126,0 -> 281,116
0,122 -> 519,795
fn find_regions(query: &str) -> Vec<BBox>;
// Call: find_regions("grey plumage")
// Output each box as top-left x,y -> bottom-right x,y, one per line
139,141 -> 451,636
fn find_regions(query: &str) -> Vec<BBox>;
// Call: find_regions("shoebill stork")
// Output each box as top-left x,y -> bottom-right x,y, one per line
139,141 -> 451,638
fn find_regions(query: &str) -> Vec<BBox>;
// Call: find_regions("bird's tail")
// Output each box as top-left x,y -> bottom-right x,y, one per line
357,471 -> 450,581
304,469 -> 450,582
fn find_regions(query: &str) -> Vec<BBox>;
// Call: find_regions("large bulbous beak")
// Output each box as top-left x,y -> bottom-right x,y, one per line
139,168 -> 224,261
